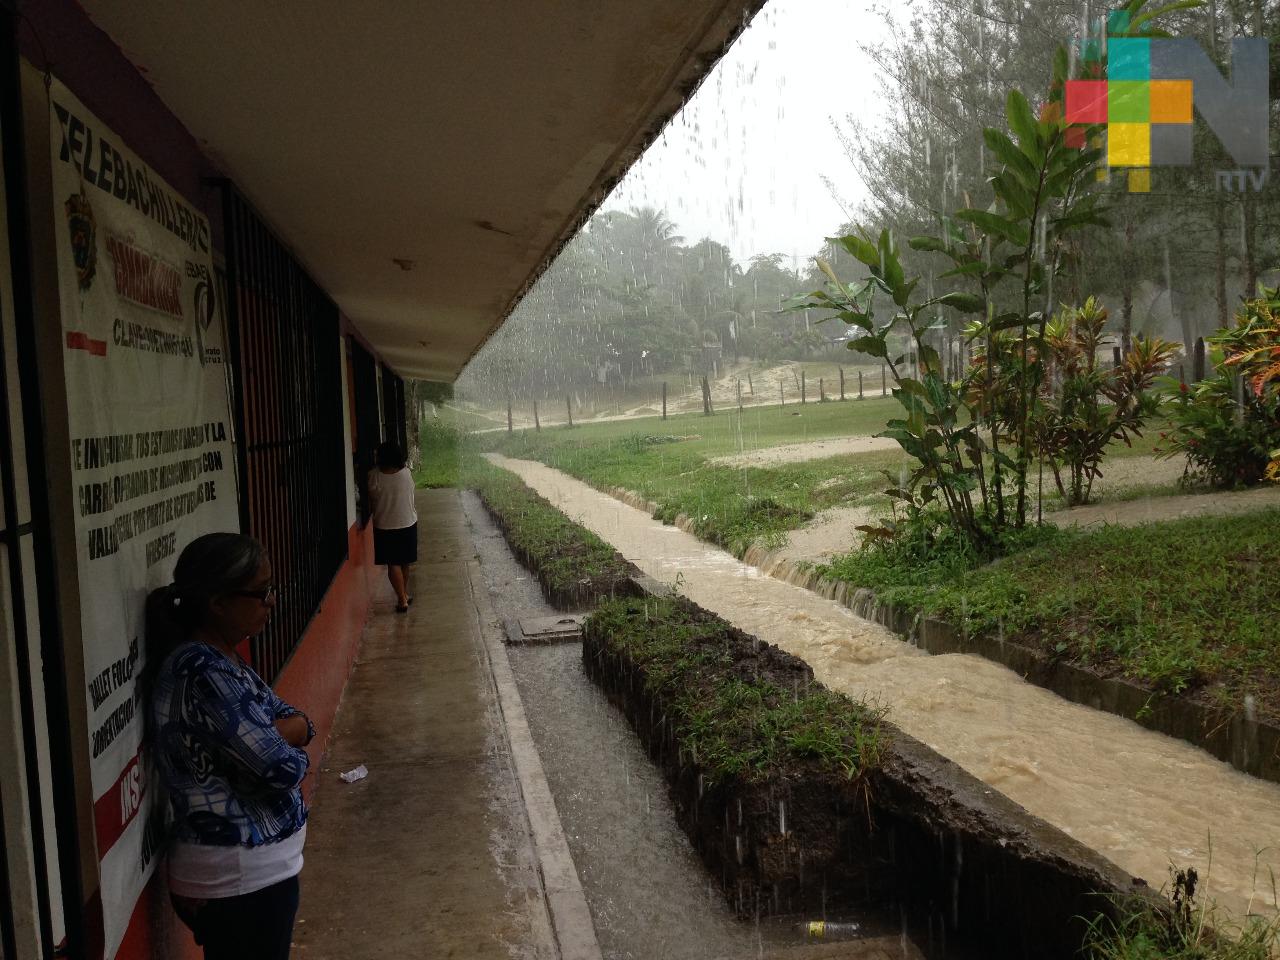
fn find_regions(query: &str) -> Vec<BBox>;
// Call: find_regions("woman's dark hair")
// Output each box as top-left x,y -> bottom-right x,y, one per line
144,533 -> 266,696
376,440 -> 405,469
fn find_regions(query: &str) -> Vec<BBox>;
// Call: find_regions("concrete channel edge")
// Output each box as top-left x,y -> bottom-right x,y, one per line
463,555 -> 604,960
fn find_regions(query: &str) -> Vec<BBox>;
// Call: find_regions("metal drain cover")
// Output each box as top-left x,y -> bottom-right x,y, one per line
503,614 -> 586,645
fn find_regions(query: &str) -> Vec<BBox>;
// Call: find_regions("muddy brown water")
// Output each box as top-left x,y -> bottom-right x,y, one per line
462,492 -> 929,960
486,455 -> 1280,928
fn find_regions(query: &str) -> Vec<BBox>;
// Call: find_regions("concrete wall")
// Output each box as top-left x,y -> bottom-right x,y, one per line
12,3 -> 381,956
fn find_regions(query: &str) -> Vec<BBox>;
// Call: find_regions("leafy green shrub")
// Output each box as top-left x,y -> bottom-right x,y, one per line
1159,376 -> 1280,488
1159,290 -> 1280,489
1032,298 -> 1175,505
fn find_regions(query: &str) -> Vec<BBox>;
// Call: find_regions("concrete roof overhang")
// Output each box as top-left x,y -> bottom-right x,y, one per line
79,1 -> 766,381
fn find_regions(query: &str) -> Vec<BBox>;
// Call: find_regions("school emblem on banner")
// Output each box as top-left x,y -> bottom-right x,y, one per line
65,189 -> 98,290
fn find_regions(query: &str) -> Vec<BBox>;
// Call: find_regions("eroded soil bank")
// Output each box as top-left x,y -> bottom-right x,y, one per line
487,454 -> 1280,926
583,591 -> 1144,960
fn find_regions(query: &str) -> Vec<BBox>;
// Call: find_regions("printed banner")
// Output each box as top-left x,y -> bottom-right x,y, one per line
48,79 -> 239,958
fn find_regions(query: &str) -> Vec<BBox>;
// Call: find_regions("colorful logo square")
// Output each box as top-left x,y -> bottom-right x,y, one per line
1108,81 -> 1150,122
1065,80 -> 1108,123
1108,122 -> 1151,166
1149,79 -> 1193,123
1108,38 -> 1151,79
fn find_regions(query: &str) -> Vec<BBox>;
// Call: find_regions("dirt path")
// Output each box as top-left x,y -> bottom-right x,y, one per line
1045,483 -> 1280,527
769,454 -> 1219,563
709,436 -> 900,468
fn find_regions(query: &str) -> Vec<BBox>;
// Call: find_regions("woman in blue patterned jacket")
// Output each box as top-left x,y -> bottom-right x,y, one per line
147,533 -> 314,960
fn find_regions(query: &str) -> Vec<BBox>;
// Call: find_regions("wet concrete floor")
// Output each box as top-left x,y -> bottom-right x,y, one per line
294,490 -> 556,959
295,488 -> 926,960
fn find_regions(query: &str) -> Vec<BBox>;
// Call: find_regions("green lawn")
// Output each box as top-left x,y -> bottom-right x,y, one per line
817,509 -> 1280,719
472,398 -> 1172,552
435,404 -> 503,431
414,419 -> 462,488
478,394 -> 905,458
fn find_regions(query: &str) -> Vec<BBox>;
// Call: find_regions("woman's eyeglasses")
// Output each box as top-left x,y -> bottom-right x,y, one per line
233,584 -> 278,604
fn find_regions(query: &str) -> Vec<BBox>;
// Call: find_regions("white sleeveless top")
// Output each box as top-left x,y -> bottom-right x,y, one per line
168,825 -> 306,898
367,467 -> 417,529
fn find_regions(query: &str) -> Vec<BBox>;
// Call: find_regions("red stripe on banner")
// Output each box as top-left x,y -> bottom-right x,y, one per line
93,748 -> 146,858
66,330 -> 108,356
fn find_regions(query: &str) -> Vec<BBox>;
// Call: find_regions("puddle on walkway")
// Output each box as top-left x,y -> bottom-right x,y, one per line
487,455 -> 1280,927
462,492 -> 917,960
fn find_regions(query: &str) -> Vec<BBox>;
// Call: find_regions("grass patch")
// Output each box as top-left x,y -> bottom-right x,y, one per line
436,404 -> 504,431
497,434 -> 904,552
478,396 -> 905,459
414,419 -> 462,488
586,594 -> 886,784
467,458 -> 635,604
817,508 -> 1280,720
1085,869 -> 1279,959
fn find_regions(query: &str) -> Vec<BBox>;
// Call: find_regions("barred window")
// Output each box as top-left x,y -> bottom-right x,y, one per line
221,188 -> 348,682
380,364 -> 406,455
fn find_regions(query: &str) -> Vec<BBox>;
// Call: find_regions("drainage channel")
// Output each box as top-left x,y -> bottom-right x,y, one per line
485,455 -> 1280,929
461,492 -> 928,960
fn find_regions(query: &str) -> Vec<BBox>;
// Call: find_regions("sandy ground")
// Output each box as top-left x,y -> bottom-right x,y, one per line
770,453 -> 1276,564
709,435 -> 901,468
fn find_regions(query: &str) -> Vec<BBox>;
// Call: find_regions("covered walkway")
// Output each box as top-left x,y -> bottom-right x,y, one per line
294,490 -> 598,959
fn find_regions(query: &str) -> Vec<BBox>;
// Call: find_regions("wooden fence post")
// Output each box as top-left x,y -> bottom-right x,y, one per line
819,378 -> 826,402
507,397 -> 513,434
736,378 -> 743,414
661,381 -> 667,420
881,364 -> 887,397
701,376 -> 713,415
858,371 -> 864,400
779,380 -> 785,406
533,401 -> 540,432
1194,338 -> 1206,381
838,366 -> 845,400
748,371 -> 754,396
801,371 -> 807,404
566,395 -> 573,428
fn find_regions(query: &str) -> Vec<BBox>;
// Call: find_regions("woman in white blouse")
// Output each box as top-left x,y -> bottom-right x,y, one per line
367,441 -> 418,612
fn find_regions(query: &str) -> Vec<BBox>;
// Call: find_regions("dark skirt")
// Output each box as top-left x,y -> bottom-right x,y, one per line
373,522 -> 418,566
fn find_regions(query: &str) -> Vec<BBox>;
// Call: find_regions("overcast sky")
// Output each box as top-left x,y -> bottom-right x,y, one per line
604,0 -> 895,268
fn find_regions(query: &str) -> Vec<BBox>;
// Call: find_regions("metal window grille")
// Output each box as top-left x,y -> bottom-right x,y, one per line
350,340 -> 380,525
380,364 -> 406,453
221,188 -> 348,682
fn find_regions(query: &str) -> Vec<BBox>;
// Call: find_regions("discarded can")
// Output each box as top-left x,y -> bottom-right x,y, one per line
798,920 -> 861,940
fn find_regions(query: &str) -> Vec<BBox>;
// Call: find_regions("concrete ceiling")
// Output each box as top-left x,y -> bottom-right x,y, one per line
79,1 -> 765,381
